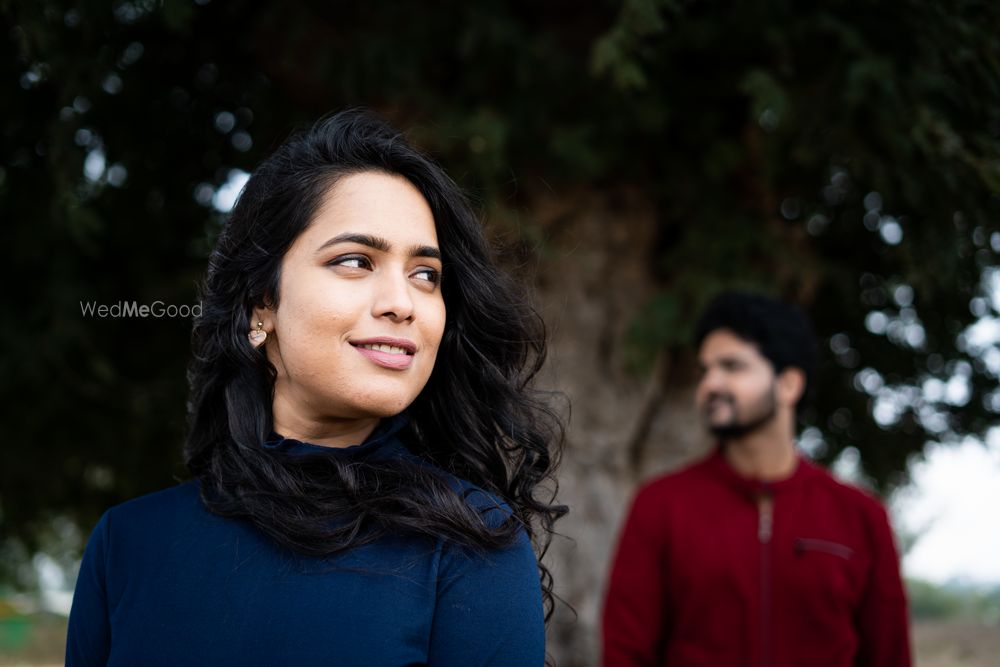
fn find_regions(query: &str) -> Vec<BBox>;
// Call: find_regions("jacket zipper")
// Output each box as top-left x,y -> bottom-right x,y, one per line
757,492 -> 773,667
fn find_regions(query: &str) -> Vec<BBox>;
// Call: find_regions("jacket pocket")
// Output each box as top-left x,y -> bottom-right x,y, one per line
794,537 -> 854,560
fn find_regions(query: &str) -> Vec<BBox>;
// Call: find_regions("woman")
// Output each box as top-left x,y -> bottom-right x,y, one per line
66,110 -> 566,666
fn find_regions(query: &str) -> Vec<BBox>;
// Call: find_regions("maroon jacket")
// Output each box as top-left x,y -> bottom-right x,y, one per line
602,449 -> 911,667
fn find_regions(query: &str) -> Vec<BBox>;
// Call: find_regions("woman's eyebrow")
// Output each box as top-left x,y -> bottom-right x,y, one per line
411,244 -> 441,260
316,233 -> 390,254
316,232 -> 441,260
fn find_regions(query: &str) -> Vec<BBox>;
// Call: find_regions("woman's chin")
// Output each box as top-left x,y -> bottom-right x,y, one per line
345,394 -> 415,418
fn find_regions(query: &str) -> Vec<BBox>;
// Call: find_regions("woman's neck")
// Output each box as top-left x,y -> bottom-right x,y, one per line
271,393 -> 380,448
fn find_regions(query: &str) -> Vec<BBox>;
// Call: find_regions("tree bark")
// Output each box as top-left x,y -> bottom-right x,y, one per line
524,188 -> 713,665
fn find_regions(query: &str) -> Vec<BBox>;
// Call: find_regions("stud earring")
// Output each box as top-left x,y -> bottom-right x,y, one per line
248,321 -> 267,348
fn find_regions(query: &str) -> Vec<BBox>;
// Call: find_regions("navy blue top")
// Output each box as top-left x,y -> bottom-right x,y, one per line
65,415 -> 544,666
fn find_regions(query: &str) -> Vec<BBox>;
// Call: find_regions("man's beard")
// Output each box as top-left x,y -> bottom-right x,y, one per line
704,384 -> 778,440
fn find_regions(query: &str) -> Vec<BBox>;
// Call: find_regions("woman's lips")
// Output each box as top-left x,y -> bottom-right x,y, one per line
352,344 -> 414,370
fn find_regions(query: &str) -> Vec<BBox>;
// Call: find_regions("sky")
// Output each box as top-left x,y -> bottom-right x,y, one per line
891,430 -> 1000,585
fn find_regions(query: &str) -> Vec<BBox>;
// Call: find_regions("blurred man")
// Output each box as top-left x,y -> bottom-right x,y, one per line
602,292 -> 911,666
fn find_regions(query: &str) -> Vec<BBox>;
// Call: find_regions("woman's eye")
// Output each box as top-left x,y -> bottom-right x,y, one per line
330,255 -> 371,270
413,268 -> 441,285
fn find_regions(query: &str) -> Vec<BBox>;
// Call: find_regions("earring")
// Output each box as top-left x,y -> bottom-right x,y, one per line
248,321 -> 267,348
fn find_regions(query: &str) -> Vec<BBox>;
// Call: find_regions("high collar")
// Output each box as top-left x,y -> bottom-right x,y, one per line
707,444 -> 818,499
264,412 -> 411,461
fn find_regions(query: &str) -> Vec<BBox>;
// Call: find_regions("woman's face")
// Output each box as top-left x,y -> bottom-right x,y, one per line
256,171 -> 447,425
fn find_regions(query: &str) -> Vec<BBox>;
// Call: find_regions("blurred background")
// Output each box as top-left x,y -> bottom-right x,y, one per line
2,1 -> 1000,665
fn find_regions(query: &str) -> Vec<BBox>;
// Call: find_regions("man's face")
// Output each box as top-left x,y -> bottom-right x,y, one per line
695,329 -> 778,439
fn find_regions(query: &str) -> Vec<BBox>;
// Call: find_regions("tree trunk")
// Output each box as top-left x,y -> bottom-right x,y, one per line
524,189 -> 714,665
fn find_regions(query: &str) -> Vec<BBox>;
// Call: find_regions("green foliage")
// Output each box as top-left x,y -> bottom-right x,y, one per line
908,579 -> 967,620
592,0 -> 679,91
907,579 -> 1000,623
0,608 -> 66,663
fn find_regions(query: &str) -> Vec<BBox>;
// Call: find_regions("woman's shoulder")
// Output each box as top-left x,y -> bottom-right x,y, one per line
106,479 -> 200,513
80,482 -> 217,575
400,449 -> 516,531
450,477 -> 515,530
97,481 -> 206,536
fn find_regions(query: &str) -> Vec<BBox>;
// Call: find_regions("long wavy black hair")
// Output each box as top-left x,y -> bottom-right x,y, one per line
184,109 -> 567,621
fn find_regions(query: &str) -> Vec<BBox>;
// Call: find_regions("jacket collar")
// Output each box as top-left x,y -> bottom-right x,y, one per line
707,443 -> 818,498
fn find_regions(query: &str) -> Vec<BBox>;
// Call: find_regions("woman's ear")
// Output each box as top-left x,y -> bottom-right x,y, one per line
776,367 -> 806,409
250,306 -> 271,330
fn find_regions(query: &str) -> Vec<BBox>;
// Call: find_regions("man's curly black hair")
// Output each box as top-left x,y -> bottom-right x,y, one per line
694,291 -> 818,412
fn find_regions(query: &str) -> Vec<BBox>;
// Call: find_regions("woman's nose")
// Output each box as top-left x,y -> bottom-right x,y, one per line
371,271 -> 415,322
